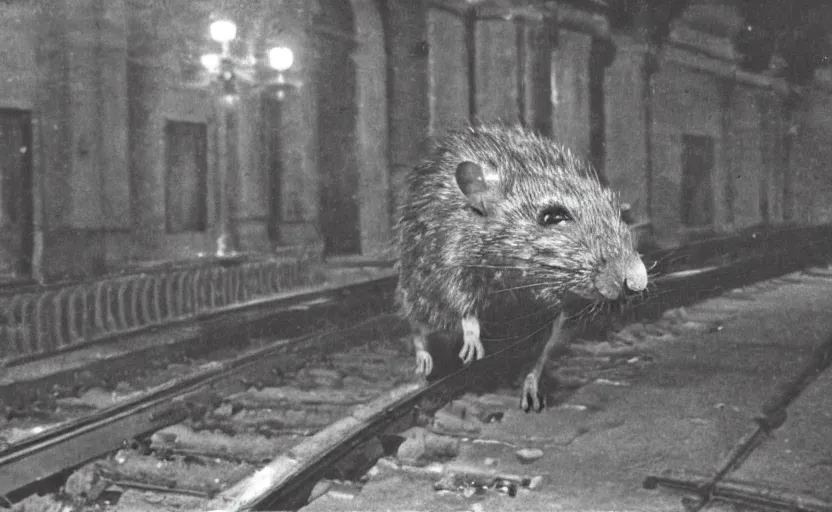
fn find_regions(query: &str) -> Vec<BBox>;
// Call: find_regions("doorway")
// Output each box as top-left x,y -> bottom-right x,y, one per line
0,109 -> 33,278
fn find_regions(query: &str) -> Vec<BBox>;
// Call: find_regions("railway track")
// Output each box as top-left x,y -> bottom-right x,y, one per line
0,272 -> 402,506
2,228 -> 832,512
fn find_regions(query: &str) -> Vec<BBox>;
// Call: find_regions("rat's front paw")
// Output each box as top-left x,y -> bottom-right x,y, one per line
415,349 -> 433,376
520,372 -> 545,413
458,336 -> 485,365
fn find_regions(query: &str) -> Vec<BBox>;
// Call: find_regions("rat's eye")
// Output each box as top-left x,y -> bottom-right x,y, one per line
538,206 -> 571,226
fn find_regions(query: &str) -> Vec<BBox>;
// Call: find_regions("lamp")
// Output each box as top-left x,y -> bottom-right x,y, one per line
200,19 -> 297,101
209,19 -> 237,48
198,17 -> 299,257
267,46 -> 295,100
268,46 -> 294,72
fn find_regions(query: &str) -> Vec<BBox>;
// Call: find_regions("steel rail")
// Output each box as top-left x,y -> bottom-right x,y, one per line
223,235 -> 832,511
2,229 -> 830,506
0,276 -> 399,497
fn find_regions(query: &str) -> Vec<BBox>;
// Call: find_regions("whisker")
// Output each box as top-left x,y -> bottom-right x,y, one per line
490,281 -> 565,294
571,300 -> 599,319
493,302 -> 565,324
486,312 -> 561,344
635,288 -> 676,304
461,264 -> 528,271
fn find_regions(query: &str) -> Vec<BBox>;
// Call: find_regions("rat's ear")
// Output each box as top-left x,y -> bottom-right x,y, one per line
455,161 -> 498,216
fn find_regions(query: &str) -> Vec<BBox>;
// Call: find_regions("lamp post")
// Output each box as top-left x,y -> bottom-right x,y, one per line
200,18 -> 297,257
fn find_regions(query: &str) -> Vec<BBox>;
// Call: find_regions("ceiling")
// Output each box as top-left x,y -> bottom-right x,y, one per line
436,0 -> 831,82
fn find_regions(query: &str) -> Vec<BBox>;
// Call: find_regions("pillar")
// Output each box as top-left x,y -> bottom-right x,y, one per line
353,0 -> 390,256
276,32 -> 322,251
36,0 -> 129,279
473,19 -> 521,123
550,28 -> 593,156
604,35 -> 650,227
386,0 -> 429,221
427,4 -> 469,137
727,85 -> 763,229
232,88 -> 271,253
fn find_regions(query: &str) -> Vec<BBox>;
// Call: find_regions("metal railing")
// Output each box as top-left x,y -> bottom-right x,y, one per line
0,255 -> 322,366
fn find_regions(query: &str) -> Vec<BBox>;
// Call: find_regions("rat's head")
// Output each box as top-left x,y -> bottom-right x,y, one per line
446,125 -> 648,303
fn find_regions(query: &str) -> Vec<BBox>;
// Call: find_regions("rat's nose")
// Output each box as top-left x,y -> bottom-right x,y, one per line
623,258 -> 648,293
593,256 -> 649,300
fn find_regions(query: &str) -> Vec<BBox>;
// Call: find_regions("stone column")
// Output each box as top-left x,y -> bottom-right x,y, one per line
717,78 -> 736,231
471,12 -> 554,131
231,86 -> 271,253
473,18 -> 521,124
353,1 -> 391,256
427,4 -> 470,137
216,97 -> 238,254
386,0 -> 429,219
723,85 -> 763,229
98,0 -> 130,230
758,87 -> 790,225
276,35 -> 322,251
604,35 -> 651,228
550,28 -> 593,157
521,17 -> 555,135
781,95 -> 796,223
36,0 -> 129,279
126,0 -> 173,255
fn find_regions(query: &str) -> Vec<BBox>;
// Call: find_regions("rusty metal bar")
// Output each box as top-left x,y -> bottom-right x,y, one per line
67,288 -> 79,344
51,290 -> 66,349
647,332 -> 832,512
129,278 -> 140,328
94,283 -> 106,334
176,272 -> 187,318
34,294 -> 47,354
151,276 -> 162,323
643,470 -> 832,512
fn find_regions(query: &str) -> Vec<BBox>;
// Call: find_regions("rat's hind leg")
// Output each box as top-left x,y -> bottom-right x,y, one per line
459,315 -> 485,364
522,311 -> 569,413
411,321 -> 434,376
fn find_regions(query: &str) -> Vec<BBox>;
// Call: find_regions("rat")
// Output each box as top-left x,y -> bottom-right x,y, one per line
394,124 -> 648,412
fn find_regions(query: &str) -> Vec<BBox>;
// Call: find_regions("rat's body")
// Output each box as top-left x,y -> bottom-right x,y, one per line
395,124 -> 648,411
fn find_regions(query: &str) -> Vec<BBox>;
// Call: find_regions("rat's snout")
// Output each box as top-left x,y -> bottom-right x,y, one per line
623,257 -> 648,293
594,256 -> 648,300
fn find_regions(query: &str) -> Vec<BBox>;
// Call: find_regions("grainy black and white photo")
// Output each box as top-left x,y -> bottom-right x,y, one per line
0,1 -> 830,511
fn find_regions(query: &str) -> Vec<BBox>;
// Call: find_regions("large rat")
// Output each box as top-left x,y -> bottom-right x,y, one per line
395,124 -> 648,412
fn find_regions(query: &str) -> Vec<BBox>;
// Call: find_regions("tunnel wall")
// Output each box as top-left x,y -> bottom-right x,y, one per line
1,1 -> 832,282
790,80 -> 832,225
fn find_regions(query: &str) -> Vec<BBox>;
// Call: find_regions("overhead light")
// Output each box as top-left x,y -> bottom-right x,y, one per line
209,19 -> 237,44
200,53 -> 221,73
268,47 -> 294,72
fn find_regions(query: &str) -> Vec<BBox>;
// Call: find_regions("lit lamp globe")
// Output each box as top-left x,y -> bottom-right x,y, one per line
268,47 -> 294,100
210,19 -> 237,45
200,53 -> 221,74
268,46 -> 294,72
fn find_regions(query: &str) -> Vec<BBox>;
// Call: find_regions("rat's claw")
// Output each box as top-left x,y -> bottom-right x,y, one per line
415,350 -> 433,376
520,372 -> 545,413
459,337 -> 485,365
